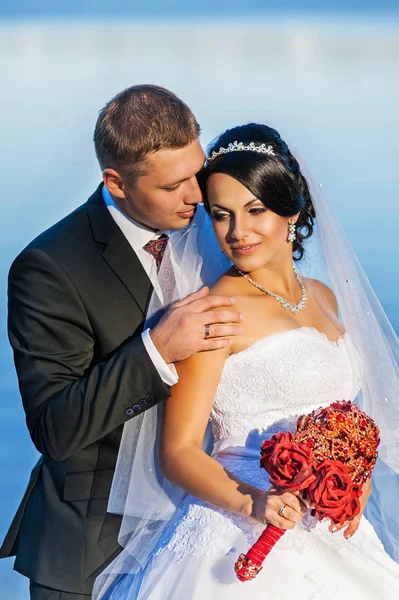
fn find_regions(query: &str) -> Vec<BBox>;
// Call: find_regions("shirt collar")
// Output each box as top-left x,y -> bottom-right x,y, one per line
102,185 -> 159,251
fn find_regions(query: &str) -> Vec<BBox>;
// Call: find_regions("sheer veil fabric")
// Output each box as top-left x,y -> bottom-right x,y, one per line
93,155 -> 399,599
96,205 -> 230,592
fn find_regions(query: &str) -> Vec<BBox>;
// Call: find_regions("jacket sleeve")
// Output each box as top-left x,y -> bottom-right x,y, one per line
8,248 -> 171,461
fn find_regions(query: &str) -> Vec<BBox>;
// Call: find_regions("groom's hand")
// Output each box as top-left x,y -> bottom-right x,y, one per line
149,286 -> 243,364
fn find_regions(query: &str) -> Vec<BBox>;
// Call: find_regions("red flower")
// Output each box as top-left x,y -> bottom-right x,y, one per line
260,432 -> 315,490
308,460 -> 362,525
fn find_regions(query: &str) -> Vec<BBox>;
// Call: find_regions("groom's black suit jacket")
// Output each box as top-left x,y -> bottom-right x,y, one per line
0,184 -> 171,594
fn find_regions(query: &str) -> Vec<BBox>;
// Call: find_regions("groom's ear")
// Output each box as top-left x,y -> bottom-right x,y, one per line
103,169 -> 126,199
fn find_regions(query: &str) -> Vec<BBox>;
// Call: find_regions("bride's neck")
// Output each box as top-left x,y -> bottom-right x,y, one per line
249,261 -> 299,298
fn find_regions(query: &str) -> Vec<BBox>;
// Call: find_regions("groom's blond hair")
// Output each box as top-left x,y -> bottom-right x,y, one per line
94,84 -> 200,183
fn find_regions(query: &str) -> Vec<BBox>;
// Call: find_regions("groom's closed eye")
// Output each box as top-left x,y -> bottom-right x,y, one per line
159,177 -> 189,192
163,184 -> 181,192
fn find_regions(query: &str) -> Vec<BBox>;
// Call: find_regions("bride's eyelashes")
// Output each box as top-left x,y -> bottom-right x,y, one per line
211,211 -> 230,221
211,207 -> 267,221
248,207 -> 267,215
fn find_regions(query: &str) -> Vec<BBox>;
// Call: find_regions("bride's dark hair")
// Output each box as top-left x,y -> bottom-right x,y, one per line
200,123 -> 315,260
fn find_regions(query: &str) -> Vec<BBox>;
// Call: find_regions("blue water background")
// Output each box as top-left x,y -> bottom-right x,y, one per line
0,13 -> 398,598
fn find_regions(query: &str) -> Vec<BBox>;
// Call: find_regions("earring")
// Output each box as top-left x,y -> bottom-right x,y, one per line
287,220 -> 296,243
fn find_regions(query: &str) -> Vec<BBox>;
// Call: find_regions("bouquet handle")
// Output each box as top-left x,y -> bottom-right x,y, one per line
234,524 -> 286,581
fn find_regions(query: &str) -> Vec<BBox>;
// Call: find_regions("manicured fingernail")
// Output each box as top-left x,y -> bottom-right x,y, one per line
240,313 -> 244,320
230,297 -> 235,303
331,526 -> 337,533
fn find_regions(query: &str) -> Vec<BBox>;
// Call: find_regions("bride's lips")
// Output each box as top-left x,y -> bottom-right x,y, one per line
231,243 -> 261,256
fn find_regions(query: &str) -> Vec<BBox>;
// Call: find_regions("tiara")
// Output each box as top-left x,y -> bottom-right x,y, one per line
206,140 -> 275,162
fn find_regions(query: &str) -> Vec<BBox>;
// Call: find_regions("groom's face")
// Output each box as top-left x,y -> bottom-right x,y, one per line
106,140 -> 205,231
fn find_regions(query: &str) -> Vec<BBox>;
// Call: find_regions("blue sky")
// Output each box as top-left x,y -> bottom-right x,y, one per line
1,0 -> 399,19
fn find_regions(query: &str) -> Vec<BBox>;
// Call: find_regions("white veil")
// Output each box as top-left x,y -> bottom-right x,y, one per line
93,148 -> 399,599
301,169 -> 399,560
92,204 -> 231,599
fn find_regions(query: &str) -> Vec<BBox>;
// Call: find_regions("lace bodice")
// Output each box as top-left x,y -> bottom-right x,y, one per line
211,327 -> 363,444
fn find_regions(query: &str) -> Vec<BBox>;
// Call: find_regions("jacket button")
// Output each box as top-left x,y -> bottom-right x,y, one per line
145,394 -> 155,403
131,404 -> 141,412
124,407 -> 134,416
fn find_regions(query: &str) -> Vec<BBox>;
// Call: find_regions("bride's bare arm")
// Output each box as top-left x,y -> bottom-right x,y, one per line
159,347 -> 306,528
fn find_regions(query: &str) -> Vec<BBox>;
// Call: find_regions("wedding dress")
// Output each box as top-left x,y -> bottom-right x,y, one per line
106,327 -> 399,599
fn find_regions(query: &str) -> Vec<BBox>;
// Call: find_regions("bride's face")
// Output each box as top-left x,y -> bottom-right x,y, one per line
207,172 -> 295,272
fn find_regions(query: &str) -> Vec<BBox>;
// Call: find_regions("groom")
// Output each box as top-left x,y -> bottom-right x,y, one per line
0,85 -> 242,599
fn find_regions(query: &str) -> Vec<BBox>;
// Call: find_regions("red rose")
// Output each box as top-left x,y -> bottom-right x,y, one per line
260,432 -> 315,490
308,460 -> 362,525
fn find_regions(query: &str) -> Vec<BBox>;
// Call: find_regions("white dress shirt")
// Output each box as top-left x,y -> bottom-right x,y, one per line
102,186 -> 178,386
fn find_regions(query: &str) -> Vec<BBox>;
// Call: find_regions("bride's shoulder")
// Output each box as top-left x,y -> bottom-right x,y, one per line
209,268 -> 248,306
306,278 -> 338,316
210,272 -> 234,294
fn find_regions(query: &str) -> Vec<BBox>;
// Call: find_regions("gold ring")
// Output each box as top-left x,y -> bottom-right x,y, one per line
278,504 -> 287,517
204,324 -> 211,339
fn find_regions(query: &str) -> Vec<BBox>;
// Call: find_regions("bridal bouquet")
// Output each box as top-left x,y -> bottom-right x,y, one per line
234,400 -> 380,582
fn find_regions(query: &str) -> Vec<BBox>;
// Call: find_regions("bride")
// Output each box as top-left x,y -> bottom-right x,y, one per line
94,124 -> 399,599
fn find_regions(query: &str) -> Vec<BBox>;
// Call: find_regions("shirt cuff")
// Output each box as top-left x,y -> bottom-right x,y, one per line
141,329 -> 178,386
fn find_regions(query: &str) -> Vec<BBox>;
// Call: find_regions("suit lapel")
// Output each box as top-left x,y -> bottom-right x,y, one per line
102,235 -> 153,315
86,184 -> 153,316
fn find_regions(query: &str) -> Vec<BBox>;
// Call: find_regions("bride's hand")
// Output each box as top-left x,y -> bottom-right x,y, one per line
328,477 -> 372,539
251,487 -> 309,530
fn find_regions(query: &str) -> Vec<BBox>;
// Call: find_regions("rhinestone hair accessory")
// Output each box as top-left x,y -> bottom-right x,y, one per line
206,141 -> 275,162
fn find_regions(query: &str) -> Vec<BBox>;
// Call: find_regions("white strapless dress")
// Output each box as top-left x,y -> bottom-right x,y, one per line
108,328 -> 399,600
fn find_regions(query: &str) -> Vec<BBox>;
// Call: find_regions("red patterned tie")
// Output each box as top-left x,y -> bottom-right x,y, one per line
143,234 -> 176,305
143,234 -> 168,272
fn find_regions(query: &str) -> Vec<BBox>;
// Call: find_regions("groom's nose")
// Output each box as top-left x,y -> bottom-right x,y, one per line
183,176 -> 202,205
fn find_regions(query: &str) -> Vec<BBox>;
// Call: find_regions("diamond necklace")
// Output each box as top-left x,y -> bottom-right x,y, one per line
233,265 -> 308,314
